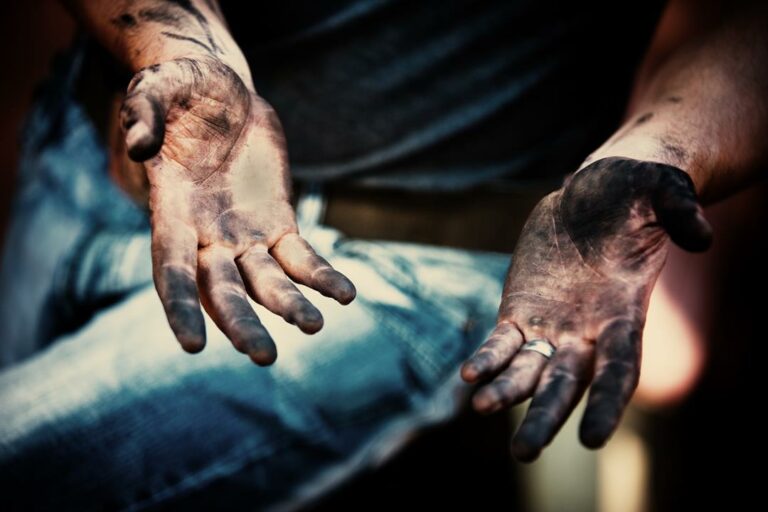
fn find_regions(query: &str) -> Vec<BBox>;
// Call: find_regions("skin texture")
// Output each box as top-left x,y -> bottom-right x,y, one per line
461,157 -> 712,461
66,0 -> 245,74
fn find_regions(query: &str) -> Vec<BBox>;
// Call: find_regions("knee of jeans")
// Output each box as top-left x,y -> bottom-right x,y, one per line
325,238 -> 508,383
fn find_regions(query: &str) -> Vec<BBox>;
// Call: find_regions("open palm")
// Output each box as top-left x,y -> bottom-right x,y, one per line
461,157 -> 712,460
121,57 -> 355,364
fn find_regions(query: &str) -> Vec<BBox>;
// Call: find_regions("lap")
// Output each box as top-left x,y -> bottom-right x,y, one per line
0,228 -> 509,511
0,46 -> 514,509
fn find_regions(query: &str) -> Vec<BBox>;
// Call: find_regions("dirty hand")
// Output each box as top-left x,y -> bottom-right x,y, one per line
461,157 -> 712,460
121,57 -> 355,364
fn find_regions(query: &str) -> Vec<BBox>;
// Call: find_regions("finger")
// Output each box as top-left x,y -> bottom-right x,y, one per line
237,247 -> 324,334
271,233 -> 356,304
579,319 -> 642,448
120,61 -> 191,162
511,343 -> 594,462
471,349 -> 549,414
121,69 -> 169,162
653,170 -> 712,252
151,219 -> 206,353
198,246 -> 277,365
461,322 -> 524,383
656,198 -> 712,252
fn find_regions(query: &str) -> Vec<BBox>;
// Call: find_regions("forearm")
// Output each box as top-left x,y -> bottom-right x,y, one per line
580,0 -> 768,204
61,0 -> 253,87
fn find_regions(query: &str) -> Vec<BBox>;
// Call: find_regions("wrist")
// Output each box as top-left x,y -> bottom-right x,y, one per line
71,1 -> 255,91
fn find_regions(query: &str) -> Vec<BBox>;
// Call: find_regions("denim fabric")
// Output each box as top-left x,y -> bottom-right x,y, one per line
0,46 -> 513,510
0,45 -> 149,365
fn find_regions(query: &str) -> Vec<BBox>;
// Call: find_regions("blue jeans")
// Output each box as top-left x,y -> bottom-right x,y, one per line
0,46 -> 511,510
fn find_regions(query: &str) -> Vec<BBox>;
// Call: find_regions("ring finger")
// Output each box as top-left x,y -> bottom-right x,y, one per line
471,331 -> 554,413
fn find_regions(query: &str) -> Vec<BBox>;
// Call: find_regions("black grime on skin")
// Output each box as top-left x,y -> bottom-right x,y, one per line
112,0 -> 223,55
660,139 -> 688,163
120,78 -> 166,162
467,156 -> 711,459
112,13 -> 137,28
562,157 -> 708,257
161,31 -> 214,54
138,7 -> 185,29
635,112 -> 653,125
165,0 -> 222,54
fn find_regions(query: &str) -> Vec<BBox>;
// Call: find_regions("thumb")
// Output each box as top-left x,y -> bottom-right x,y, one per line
120,66 -> 173,162
653,171 -> 713,252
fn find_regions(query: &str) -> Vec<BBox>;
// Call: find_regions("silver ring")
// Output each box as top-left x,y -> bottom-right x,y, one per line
521,338 -> 556,359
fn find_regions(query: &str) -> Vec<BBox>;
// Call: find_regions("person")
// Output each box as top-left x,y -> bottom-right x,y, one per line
0,0 -> 765,509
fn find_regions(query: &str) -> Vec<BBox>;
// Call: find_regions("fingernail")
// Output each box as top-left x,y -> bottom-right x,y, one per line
249,347 -> 277,366
511,442 -> 541,463
297,309 -> 324,334
472,389 -> 500,413
460,363 -> 479,382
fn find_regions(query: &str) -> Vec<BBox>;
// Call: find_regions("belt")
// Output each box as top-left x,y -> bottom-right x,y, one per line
314,182 -> 555,253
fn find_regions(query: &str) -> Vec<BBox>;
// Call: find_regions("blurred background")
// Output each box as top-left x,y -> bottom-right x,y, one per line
2,2 -> 766,510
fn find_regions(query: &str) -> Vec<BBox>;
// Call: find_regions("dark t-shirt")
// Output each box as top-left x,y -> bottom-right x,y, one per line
224,0 -> 664,191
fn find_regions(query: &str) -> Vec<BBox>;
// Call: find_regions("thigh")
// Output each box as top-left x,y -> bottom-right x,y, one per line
0,45 -> 148,366
0,231 -> 509,511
